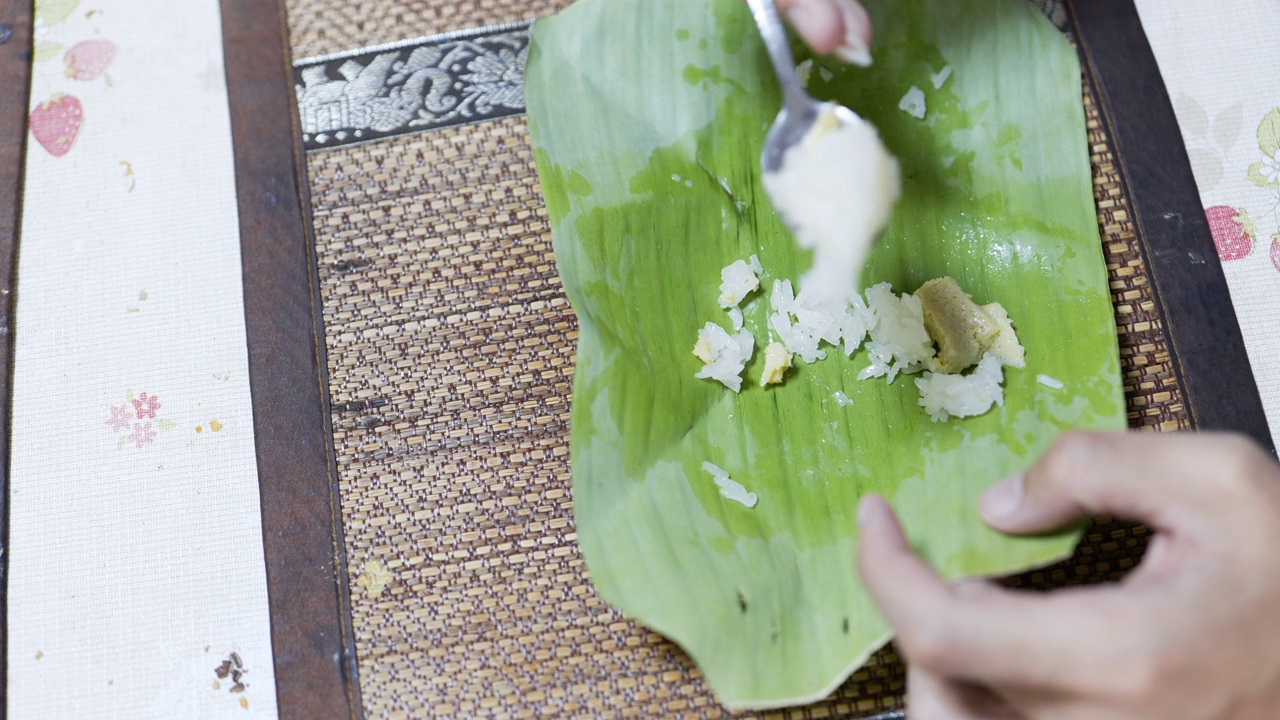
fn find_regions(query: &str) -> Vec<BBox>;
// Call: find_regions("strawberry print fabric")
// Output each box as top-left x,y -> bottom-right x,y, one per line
1135,0 -> 1280,448
8,1 -> 279,718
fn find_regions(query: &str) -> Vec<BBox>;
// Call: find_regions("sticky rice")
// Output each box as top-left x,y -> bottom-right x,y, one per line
768,279 -> 873,363
859,283 -> 935,382
916,353 -> 1006,422
703,462 -> 758,508
693,322 -> 754,393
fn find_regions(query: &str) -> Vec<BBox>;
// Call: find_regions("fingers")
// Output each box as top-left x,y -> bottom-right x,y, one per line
776,0 -> 873,64
908,664 -> 1023,720
830,0 -> 872,66
858,494 -> 1127,691
978,431 -> 1274,536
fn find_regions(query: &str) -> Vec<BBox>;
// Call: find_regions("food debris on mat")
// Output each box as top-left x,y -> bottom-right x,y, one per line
213,651 -> 248,695
1037,374 -> 1065,390
762,104 -> 901,302
833,391 -> 853,407
355,559 -> 394,599
703,462 -> 758,508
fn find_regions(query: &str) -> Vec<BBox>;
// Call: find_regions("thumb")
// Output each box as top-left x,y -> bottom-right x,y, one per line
977,431 -> 1271,535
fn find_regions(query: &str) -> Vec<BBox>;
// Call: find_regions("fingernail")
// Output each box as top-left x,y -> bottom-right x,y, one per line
979,473 -> 1024,521
833,0 -> 873,66
785,3 -> 823,46
857,494 -> 884,530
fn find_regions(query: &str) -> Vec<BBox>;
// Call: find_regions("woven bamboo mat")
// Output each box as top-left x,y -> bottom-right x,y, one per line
287,0 -> 571,59
291,3 -> 1187,717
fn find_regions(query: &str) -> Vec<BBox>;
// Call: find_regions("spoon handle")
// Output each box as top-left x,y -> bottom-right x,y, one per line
744,0 -> 810,113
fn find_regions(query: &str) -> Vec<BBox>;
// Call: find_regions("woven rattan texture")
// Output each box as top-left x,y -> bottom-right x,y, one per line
303,86 -> 1182,720
287,0 -> 571,59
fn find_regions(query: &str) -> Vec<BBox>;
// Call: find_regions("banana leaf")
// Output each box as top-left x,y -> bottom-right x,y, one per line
526,0 -> 1124,709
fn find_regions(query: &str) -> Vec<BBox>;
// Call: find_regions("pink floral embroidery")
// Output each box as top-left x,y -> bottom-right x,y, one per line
128,422 -> 157,448
108,390 -> 174,449
105,405 -> 130,432
132,392 -> 160,419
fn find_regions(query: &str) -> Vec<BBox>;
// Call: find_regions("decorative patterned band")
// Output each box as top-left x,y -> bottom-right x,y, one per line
289,2 -> 1071,153
293,21 -> 531,151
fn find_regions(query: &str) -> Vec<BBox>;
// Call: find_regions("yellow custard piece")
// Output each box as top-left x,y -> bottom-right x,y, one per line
759,342 -> 793,386
915,277 -> 1024,373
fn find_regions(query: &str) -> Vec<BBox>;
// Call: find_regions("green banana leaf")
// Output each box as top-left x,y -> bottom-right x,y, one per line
526,0 -> 1124,709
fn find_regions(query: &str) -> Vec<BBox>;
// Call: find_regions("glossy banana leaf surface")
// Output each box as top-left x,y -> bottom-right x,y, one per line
526,0 -> 1124,708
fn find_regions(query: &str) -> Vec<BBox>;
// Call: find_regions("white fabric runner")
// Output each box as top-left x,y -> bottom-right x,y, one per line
1135,0 -> 1280,448
9,1 -> 279,717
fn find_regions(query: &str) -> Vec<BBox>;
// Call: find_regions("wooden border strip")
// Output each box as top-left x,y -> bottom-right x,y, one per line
1069,0 -> 1275,453
0,0 -> 30,713
220,0 -> 363,717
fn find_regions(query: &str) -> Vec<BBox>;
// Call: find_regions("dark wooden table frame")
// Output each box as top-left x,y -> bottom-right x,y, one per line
1070,0 -> 1274,452
0,0 -> 362,717
0,0 -> 1273,718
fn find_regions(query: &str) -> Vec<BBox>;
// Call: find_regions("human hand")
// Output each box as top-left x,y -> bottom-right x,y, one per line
857,431 -> 1280,720
776,0 -> 873,66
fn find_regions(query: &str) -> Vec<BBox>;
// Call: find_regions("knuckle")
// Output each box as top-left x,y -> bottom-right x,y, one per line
1036,431 -> 1102,485
1094,613 -> 1174,701
897,617 -> 957,671
1204,434 -> 1272,496
1110,645 -> 1176,702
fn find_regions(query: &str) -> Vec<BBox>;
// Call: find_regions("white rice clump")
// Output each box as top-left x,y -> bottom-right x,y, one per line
768,279 -> 873,363
718,255 -> 763,309
761,105 -> 901,303
703,462 -> 758,508
693,322 -> 754,393
899,86 -> 927,119
728,307 -> 745,331
695,257 -> 763,390
859,283 -> 936,382
931,65 -> 953,89
1037,374 -> 1065,390
916,352 -> 1006,422
796,59 -> 814,87
833,391 -> 854,407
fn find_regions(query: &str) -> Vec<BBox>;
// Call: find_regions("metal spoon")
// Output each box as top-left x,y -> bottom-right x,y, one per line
744,0 -> 860,173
